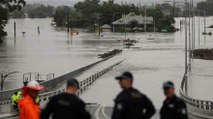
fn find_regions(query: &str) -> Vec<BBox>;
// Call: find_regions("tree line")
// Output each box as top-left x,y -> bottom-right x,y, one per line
197,0 -> 213,16
1,0 -> 179,37
0,0 -> 26,36
11,4 -> 54,18
53,0 -> 176,32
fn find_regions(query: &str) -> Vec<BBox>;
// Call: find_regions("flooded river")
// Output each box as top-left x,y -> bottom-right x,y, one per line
1,17 -> 213,109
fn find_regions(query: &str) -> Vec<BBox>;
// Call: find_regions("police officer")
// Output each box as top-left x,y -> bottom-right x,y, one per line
160,81 -> 188,119
112,72 -> 156,119
41,78 -> 91,119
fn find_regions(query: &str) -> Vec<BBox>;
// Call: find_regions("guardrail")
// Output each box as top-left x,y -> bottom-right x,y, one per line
39,59 -> 124,102
23,72 -> 55,85
0,56 -> 113,101
180,74 -> 213,117
0,59 -> 124,106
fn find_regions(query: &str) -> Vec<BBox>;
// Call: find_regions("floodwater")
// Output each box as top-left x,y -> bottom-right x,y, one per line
1,17 -> 213,110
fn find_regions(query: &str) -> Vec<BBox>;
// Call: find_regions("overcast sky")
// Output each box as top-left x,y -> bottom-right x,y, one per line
26,0 -> 206,6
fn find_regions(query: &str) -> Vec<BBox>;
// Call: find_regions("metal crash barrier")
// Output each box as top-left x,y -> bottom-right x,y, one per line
180,74 -> 213,118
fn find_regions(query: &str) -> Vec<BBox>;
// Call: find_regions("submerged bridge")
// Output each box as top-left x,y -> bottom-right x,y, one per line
0,55 -> 125,118
1,53 -> 213,119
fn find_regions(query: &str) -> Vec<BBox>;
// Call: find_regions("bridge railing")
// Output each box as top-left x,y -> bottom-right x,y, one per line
0,59 -> 124,106
180,74 -> 213,117
0,57 -> 112,101
23,73 -> 55,85
39,59 -> 124,101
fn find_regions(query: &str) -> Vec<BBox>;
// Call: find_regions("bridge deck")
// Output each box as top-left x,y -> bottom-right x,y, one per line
50,55 -> 124,92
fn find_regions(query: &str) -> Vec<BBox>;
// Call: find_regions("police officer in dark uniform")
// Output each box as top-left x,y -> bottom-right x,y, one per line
41,79 -> 91,119
112,72 -> 156,119
160,81 -> 188,119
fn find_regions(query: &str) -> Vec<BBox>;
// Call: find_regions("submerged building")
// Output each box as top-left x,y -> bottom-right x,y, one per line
112,12 -> 154,32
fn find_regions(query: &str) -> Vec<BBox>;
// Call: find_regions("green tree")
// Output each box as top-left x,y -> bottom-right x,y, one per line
146,8 -> 175,32
197,0 -> 213,16
28,4 -> 55,18
53,6 -> 71,27
74,0 -> 101,26
156,3 -> 182,17
98,1 -> 139,25
52,0 -> 176,32
0,0 -> 26,37
73,0 -> 140,27
11,9 -> 25,18
98,1 -> 121,25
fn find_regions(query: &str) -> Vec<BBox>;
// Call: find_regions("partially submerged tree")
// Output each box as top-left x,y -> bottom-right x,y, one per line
0,0 -> 26,37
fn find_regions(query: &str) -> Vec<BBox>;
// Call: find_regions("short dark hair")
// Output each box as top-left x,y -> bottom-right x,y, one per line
67,79 -> 80,89
115,71 -> 134,82
163,81 -> 175,89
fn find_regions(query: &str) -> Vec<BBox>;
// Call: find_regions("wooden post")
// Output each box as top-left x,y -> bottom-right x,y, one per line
67,12 -> 70,35
37,26 -> 40,35
14,22 -> 16,38
98,23 -> 101,36
94,24 -> 96,34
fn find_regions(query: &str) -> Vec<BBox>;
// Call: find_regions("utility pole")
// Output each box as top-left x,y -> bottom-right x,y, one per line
194,10 -> 196,51
166,0 -> 189,94
191,0 -> 193,51
184,3 -> 188,76
191,0 -> 195,51
198,11 -> 201,47
112,13 -> 115,32
204,11 -> 206,44
192,0 -> 196,50
144,4 -> 147,32
154,11 -> 156,33
98,16 -> 101,36
184,0 -> 188,95
154,4 -> 156,39
188,1 -> 192,71
67,12 -> 70,35
172,0 -> 176,17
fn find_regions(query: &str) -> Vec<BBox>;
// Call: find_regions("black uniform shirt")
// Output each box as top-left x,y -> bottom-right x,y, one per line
41,92 -> 91,119
112,87 -> 156,119
160,95 -> 188,119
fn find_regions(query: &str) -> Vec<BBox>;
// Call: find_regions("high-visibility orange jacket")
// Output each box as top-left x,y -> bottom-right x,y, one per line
18,94 -> 41,119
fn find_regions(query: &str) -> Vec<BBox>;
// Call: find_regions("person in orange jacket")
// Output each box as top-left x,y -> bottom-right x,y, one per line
18,80 -> 44,119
